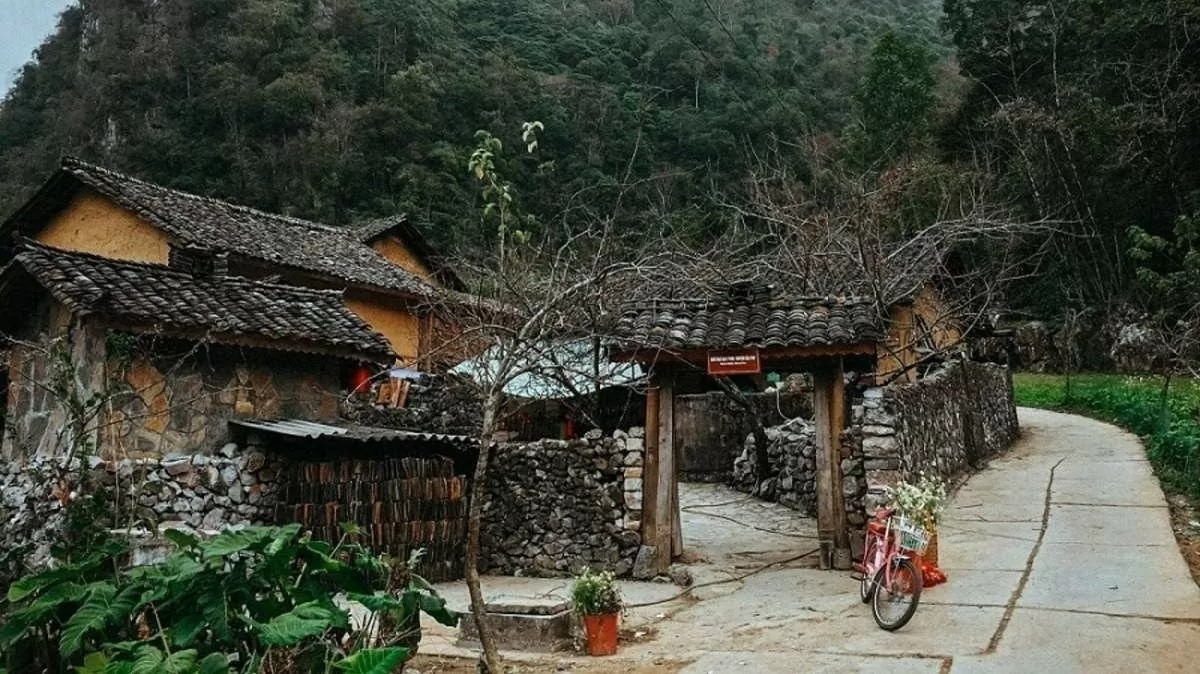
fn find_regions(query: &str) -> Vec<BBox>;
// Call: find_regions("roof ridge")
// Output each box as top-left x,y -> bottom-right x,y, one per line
17,239 -> 348,299
60,156 -> 349,236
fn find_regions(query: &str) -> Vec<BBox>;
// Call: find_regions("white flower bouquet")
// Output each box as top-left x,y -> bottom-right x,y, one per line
886,472 -> 948,527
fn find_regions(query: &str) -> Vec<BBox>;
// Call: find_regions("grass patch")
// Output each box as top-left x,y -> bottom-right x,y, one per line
1013,373 -> 1200,499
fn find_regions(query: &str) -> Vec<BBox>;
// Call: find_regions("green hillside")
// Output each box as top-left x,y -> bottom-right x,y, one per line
0,0 -> 947,249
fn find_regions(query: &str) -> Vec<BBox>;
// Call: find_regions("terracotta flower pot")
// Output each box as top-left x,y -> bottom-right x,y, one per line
582,612 -> 619,656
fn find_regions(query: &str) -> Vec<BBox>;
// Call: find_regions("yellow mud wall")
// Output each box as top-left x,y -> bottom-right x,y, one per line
371,236 -> 437,283
35,191 -> 171,264
912,286 -> 962,351
875,287 -> 963,385
345,293 -> 420,365
877,304 -> 918,385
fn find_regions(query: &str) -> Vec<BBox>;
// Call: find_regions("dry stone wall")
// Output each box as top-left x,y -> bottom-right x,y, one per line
480,428 -> 644,577
0,441 -> 280,580
730,418 -> 867,529
729,360 -> 1016,531
860,360 -> 1019,510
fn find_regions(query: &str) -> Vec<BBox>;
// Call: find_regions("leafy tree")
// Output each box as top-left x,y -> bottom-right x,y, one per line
848,30 -> 937,168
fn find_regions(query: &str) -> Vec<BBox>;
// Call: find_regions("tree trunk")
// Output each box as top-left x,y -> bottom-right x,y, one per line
713,376 -> 771,484
464,395 -> 502,673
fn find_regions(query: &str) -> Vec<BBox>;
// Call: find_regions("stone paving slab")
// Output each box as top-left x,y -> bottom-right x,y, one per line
952,608 -> 1200,674
1020,540 -> 1200,619
681,651 -> 945,673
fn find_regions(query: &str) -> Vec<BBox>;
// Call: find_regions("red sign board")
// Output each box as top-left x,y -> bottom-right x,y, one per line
707,348 -> 762,376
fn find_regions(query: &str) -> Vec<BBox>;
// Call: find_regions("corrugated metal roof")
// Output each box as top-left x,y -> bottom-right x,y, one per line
228,419 -> 475,448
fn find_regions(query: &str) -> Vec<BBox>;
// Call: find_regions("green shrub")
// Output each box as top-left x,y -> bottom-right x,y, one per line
0,524 -> 457,673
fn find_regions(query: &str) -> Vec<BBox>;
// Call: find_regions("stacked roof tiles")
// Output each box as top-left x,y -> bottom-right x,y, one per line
7,241 -> 395,361
614,295 -> 885,352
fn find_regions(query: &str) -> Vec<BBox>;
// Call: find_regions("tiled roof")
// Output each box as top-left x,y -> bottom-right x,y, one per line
613,295 -> 885,351
352,215 -> 466,291
46,158 -> 441,297
7,241 -> 395,362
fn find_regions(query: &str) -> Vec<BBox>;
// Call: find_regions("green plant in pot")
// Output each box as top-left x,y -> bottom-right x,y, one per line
570,568 -> 622,656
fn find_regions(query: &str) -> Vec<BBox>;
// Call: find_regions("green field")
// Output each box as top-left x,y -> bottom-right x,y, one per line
1013,373 -> 1200,499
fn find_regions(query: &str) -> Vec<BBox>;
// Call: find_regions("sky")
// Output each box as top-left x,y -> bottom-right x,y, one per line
0,0 -> 73,93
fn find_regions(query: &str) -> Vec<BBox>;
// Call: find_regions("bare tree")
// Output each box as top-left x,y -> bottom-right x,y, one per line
728,148 -> 1058,381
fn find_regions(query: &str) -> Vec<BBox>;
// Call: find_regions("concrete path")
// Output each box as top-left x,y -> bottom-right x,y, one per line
423,408 -> 1200,672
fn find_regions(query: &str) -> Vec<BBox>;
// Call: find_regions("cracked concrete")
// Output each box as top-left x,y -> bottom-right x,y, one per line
421,408 -> 1200,672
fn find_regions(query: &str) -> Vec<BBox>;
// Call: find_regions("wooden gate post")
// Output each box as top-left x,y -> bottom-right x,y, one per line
659,377 -> 680,566
812,358 -> 851,570
642,379 -> 660,554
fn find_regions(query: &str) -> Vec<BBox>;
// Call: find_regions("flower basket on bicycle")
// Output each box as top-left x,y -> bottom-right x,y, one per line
886,474 -> 948,587
895,516 -> 930,555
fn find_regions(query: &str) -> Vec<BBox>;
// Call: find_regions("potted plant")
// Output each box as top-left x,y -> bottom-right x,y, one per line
887,473 -> 948,585
570,567 -> 623,656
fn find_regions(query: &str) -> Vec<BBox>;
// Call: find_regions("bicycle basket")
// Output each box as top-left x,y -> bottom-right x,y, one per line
894,516 -> 930,554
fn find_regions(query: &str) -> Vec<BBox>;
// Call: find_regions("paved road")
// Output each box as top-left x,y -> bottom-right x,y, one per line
662,408 -> 1200,673
944,407 -> 1200,673
424,408 -> 1200,672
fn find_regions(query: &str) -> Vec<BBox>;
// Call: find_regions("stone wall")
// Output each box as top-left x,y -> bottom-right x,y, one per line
3,307 -> 343,462
675,391 -> 812,482
730,417 -> 867,529
480,428 -> 643,577
0,440 -> 280,579
727,360 -> 1015,532
860,360 -> 1019,510
102,344 -> 342,459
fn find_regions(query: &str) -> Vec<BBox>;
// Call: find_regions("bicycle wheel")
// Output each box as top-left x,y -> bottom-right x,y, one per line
871,557 -> 922,631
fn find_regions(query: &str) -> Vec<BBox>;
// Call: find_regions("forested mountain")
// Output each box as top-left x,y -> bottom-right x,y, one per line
0,0 -> 946,248
3,0 -> 1200,327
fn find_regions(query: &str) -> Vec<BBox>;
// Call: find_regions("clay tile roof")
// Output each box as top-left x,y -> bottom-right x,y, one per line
613,295 -> 885,351
54,158 -> 440,297
8,241 -> 395,362
352,214 -> 466,291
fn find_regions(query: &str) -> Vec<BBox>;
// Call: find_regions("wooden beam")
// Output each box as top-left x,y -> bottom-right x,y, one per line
669,387 -> 683,558
812,359 -> 850,570
610,342 -> 877,365
830,358 -> 851,568
656,376 -> 677,573
642,380 -> 661,553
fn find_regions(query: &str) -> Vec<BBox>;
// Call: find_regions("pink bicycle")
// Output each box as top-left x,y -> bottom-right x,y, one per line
854,507 -> 926,631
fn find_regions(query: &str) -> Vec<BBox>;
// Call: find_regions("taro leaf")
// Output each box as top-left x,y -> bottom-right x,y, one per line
346,592 -> 410,615
130,646 -> 198,674
252,601 -> 340,646
73,651 -> 108,674
196,652 -> 231,674
199,528 -> 277,560
0,601 -> 57,648
419,592 -> 459,627
265,524 -> 302,558
61,585 -> 119,656
163,528 -> 199,551
6,558 -> 103,603
166,611 -> 206,647
331,647 -> 410,674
